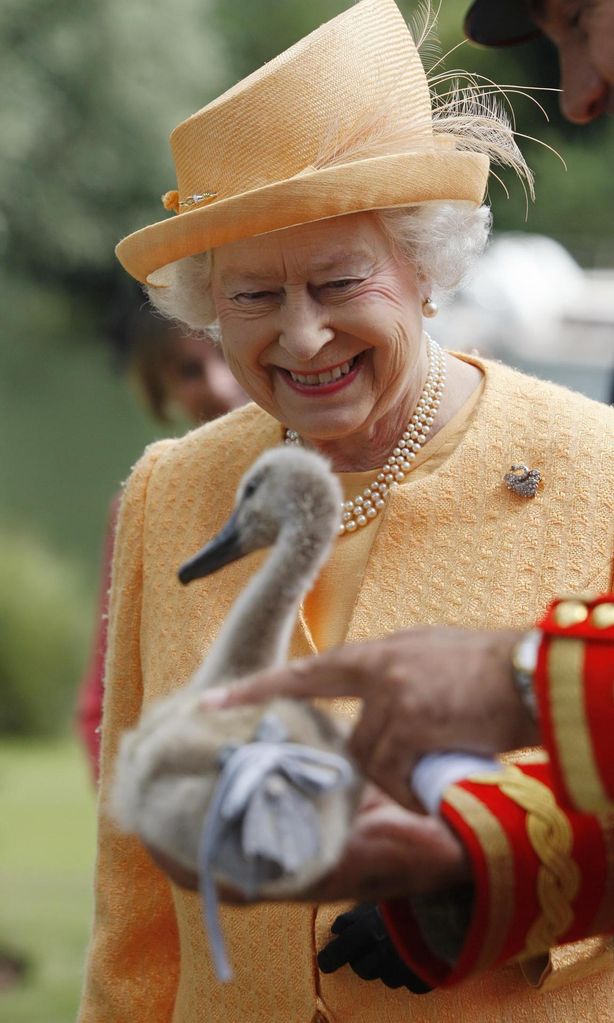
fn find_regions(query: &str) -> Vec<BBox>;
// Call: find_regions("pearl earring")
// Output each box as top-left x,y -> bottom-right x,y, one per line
422,297 -> 438,318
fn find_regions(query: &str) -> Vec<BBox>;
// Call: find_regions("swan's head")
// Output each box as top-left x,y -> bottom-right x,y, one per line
178,447 -> 342,583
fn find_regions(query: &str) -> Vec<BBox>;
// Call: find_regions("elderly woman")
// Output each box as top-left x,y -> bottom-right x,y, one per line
79,0 -> 614,1020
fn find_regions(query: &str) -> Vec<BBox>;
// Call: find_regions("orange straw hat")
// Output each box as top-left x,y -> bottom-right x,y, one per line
116,0 -> 490,285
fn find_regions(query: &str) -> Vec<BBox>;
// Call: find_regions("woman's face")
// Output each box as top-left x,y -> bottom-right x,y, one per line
211,212 -> 427,444
164,334 -> 245,424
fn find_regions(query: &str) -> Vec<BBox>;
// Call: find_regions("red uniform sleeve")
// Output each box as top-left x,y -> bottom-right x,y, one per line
534,594 -> 614,813
381,751 -> 614,988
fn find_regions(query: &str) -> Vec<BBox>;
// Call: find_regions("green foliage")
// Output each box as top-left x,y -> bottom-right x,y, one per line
0,527 -> 89,736
208,0 -> 348,80
0,0 -> 226,283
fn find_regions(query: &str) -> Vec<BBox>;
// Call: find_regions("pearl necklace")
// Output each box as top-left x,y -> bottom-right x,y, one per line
284,336 -> 447,536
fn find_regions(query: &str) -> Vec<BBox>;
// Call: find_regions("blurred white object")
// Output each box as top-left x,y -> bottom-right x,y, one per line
436,233 -> 614,402
412,752 -> 501,815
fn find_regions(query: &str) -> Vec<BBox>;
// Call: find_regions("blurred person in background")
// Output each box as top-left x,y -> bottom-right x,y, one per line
433,1 -> 614,361
75,305 -> 245,783
129,319 -> 245,427
464,0 -> 614,125
465,0 -> 614,401
77,0 -> 614,1020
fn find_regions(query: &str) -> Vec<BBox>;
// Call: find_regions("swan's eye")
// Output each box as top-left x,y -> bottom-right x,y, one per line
243,479 -> 259,499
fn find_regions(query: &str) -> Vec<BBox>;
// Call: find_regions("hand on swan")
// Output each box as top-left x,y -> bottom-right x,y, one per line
303,785 -> 469,902
146,784 -> 469,902
199,626 -> 540,810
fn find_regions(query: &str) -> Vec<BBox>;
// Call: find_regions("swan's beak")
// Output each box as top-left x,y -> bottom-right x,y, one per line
178,510 -> 244,584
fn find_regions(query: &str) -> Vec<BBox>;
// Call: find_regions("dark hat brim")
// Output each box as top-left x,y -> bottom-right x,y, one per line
464,0 -> 541,47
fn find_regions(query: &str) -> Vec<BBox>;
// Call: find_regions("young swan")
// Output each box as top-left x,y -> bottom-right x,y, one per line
111,447 -> 360,900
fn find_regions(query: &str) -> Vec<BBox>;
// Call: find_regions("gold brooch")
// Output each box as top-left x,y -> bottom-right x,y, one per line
503,464 -> 542,498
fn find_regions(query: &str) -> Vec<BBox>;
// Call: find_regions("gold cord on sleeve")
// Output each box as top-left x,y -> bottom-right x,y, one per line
470,765 -> 581,956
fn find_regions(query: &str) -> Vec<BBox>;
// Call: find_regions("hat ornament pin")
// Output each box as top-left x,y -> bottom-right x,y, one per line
161,191 -> 218,213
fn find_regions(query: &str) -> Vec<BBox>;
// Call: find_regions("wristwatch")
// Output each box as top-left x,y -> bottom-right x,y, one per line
510,629 -> 541,720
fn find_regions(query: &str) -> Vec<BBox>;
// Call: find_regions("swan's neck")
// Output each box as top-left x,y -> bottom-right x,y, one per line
190,526 -> 328,689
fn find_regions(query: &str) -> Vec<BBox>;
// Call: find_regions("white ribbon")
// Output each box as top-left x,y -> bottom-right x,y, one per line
198,729 -> 354,982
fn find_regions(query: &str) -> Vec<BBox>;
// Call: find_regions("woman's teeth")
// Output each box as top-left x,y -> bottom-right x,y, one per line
289,356 -> 356,386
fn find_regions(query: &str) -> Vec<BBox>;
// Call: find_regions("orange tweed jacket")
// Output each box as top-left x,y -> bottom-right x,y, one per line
80,358 -> 614,1022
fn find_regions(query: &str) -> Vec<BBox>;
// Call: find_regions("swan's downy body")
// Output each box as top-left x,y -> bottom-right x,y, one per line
111,447 -> 360,897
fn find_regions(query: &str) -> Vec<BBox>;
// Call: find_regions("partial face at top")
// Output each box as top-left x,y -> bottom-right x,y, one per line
529,0 -> 614,122
211,212 -> 427,446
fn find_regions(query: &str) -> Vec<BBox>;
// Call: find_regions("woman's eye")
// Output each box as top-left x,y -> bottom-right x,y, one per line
323,278 -> 359,291
177,359 -> 205,381
233,291 -> 275,304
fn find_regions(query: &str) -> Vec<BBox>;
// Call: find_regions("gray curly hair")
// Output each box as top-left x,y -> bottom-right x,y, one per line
146,202 -> 492,334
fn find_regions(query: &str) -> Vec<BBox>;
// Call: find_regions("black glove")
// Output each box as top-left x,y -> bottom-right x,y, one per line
317,902 -> 432,994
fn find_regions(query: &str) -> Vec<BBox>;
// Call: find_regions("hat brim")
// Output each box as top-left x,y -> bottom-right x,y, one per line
464,0 -> 541,47
116,149 -> 489,284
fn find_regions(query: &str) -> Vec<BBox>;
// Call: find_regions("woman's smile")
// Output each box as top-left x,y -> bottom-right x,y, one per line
277,352 -> 363,397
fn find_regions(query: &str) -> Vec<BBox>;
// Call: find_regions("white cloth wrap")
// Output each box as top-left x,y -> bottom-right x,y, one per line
198,715 -> 354,981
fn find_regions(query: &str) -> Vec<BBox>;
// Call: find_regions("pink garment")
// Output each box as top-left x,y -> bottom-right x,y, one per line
75,495 -> 120,784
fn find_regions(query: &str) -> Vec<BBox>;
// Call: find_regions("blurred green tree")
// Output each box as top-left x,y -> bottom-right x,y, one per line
0,0 -> 226,296
0,525 -> 88,735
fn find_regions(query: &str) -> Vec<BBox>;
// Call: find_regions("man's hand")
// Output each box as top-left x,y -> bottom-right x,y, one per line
147,785 -> 469,902
306,785 -> 470,902
199,626 -> 540,808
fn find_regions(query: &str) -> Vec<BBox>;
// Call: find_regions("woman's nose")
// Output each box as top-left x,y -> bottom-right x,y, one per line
277,294 -> 335,362
559,47 -> 610,123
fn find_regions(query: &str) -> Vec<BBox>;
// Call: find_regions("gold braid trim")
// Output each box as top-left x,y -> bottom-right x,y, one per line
547,637 -> 608,812
470,765 -> 581,957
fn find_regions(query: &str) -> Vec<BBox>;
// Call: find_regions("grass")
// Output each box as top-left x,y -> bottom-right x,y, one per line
0,738 -> 97,1023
